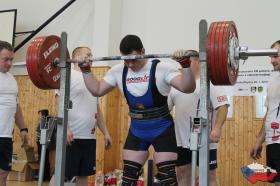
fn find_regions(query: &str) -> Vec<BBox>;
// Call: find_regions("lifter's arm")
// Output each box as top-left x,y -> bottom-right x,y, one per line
209,104 -> 228,142
170,50 -> 196,93
82,73 -> 114,97
170,68 -> 196,93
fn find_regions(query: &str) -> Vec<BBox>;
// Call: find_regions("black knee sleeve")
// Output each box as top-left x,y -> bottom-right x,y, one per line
122,160 -> 142,186
156,160 -> 178,186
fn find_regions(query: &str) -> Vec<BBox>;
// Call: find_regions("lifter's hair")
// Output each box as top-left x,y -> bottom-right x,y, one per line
271,40 -> 280,48
72,46 -> 91,59
119,35 -> 143,55
0,40 -> 13,52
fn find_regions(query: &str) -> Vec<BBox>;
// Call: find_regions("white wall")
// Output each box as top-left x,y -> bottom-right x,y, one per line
1,0 -> 279,74
0,0 -> 118,59
1,0 -> 120,74
121,0 -> 280,66
0,10 -> 16,45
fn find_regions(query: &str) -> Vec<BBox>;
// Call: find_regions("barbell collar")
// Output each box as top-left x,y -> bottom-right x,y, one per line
12,62 -> 26,67
236,46 -> 278,60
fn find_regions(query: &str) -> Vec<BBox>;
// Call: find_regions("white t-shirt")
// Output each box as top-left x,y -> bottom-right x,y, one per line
264,73 -> 280,145
103,59 -> 181,97
58,69 -> 98,139
0,72 -> 18,138
168,79 -> 229,149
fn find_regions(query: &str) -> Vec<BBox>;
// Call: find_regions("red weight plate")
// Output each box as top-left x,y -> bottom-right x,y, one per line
37,35 -> 62,89
219,21 -> 238,85
207,21 -> 239,85
207,22 -> 220,84
218,22 -> 229,84
33,38 -> 50,89
26,35 -> 70,89
227,22 -> 239,84
210,21 -> 227,85
207,23 -> 215,82
26,37 -> 48,89
215,22 -> 227,84
33,37 -> 51,89
212,22 -> 223,84
26,41 -> 38,86
207,23 -> 213,80
222,22 -> 232,84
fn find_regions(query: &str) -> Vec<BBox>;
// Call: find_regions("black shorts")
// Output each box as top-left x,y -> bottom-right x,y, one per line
65,139 -> 96,178
0,138 -> 13,171
266,143 -> 280,183
124,125 -> 177,153
176,147 -> 217,170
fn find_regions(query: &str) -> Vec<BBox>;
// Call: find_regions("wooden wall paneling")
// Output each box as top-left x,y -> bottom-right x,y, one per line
247,96 -> 254,174
251,96 -> 269,186
229,115 -> 236,185
238,97 -> 247,186
252,97 -> 267,173
217,96 -> 273,186
242,97 -> 249,186
116,97 -> 130,169
16,68 -> 276,185
226,97 -> 236,185
232,119 -> 239,186
14,67 -> 130,175
15,76 -> 57,148
218,114 -> 227,186
93,67 -> 108,173
217,125 -> 225,186
103,88 -> 122,173
230,99 -> 239,186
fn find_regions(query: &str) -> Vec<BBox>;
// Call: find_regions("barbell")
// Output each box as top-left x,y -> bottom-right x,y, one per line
25,21 -> 278,89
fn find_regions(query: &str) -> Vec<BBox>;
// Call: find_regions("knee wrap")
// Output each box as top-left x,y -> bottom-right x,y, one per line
156,160 -> 178,186
122,160 -> 142,186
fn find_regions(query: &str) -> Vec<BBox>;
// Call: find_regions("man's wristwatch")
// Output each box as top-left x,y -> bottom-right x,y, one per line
20,128 -> 28,133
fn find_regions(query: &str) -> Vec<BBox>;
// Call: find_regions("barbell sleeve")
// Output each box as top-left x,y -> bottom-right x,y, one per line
236,46 -> 278,60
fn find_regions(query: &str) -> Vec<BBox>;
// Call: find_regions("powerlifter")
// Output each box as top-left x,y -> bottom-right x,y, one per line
78,35 -> 196,186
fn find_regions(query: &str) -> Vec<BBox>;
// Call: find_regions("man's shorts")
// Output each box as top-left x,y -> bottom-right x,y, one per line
176,147 -> 217,170
0,138 -> 13,171
124,125 -> 177,153
266,143 -> 280,183
65,139 -> 96,179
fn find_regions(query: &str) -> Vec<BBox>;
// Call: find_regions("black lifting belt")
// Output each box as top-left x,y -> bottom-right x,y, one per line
129,104 -> 170,120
